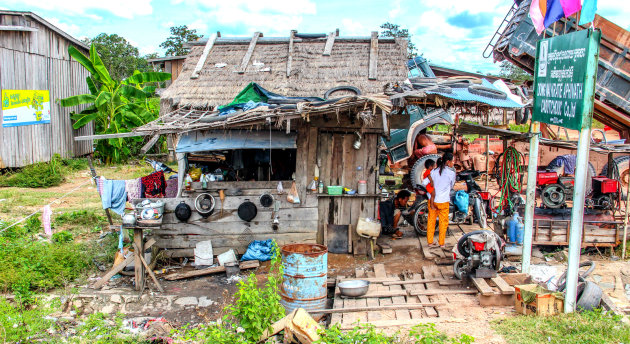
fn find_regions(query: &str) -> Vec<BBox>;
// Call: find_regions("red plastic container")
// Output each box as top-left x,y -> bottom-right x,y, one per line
592,177 -> 619,194
479,191 -> 491,201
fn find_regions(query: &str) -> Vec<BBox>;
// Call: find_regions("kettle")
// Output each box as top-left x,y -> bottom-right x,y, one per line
122,212 -> 136,227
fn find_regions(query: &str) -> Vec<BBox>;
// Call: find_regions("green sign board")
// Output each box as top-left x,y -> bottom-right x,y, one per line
532,29 -> 601,131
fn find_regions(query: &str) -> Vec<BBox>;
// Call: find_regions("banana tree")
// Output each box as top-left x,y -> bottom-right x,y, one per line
58,45 -> 171,163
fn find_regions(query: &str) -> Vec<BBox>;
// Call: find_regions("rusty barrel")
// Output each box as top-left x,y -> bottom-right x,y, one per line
279,243 -> 328,314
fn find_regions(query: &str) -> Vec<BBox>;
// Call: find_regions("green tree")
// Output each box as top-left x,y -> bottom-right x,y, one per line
499,60 -> 533,81
57,45 -> 171,163
84,33 -> 151,80
160,25 -> 203,56
380,22 -> 418,59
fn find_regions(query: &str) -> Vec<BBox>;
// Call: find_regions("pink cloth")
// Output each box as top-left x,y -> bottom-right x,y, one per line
559,0 -> 581,17
165,178 -> 178,198
414,144 -> 437,159
530,0 -> 546,35
125,178 -> 141,201
42,205 -> 52,237
96,176 -> 105,195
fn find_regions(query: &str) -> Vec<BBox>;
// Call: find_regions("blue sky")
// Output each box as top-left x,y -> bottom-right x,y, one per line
1,0 -> 628,74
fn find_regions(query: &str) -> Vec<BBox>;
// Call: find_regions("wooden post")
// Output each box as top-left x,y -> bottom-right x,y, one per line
134,228 -> 145,291
87,155 -> 114,227
167,134 -> 176,163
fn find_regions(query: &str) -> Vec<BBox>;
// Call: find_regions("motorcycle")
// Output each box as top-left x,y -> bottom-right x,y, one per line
452,230 -> 505,280
411,169 -> 489,237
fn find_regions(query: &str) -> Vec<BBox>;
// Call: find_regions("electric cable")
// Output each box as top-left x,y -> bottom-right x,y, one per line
492,146 -> 524,215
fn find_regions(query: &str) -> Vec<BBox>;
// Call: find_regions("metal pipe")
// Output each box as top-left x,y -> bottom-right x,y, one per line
564,126 -> 592,313
623,180 -> 630,260
522,122 -> 540,274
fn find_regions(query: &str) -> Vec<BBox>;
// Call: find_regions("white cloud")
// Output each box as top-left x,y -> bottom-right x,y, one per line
174,0 -> 316,35
341,18 -> 366,36
1,0 -> 153,19
188,19 -> 208,34
45,17 -> 81,37
388,0 -> 401,20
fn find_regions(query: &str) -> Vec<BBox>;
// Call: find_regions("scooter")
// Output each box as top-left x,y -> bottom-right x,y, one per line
411,169 -> 488,237
452,230 -> 505,279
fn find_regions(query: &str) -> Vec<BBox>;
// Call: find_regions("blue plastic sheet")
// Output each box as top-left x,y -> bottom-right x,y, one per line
454,190 -> 469,213
241,239 -> 275,261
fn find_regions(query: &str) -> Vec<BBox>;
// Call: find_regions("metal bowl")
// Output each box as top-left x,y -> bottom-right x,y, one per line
338,280 -> 370,297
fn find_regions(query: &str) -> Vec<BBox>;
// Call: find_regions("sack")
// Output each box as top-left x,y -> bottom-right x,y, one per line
287,181 -> 301,204
241,239 -> 274,261
454,191 -> 469,213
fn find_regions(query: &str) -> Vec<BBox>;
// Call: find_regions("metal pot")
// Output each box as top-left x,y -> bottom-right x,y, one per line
338,280 -> 370,297
195,193 -> 216,217
237,200 -> 257,222
122,213 -> 136,226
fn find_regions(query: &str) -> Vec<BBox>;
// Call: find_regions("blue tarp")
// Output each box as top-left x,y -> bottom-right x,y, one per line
426,79 -> 524,108
176,130 -> 297,153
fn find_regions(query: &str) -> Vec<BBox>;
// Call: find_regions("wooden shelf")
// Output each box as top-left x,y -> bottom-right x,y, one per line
317,194 -> 382,198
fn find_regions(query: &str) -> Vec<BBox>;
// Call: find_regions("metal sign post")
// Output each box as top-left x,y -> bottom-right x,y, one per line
531,29 -> 601,313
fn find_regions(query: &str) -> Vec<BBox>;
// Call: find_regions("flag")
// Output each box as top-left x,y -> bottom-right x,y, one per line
559,0 -> 581,17
530,0 -> 546,35
42,205 -> 52,237
579,0 -> 598,25
543,0 -> 565,28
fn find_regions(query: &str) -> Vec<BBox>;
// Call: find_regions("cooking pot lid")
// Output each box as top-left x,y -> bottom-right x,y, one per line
237,201 -> 257,222
175,201 -> 192,222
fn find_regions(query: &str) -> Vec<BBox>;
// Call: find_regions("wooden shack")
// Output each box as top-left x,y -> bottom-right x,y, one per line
148,56 -> 186,87
128,31 -> 408,257
0,10 -> 93,168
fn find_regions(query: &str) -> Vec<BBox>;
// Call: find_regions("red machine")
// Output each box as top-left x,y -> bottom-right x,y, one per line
536,171 -> 619,209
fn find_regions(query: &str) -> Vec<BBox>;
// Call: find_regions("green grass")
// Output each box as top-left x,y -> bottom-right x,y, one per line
0,155 -> 88,188
492,309 -> 630,344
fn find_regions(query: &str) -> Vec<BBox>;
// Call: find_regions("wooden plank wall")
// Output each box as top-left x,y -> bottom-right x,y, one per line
0,13 -> 92,168
146,181 -> 319,257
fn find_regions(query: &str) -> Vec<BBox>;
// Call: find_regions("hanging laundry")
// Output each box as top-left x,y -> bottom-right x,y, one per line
125,178 -> 142,201
141,171 -> 166,198
42,205 -> 52,237
102,179 -> 128,216
96,176 -> 105,195
559,0 -> 581,17
579,0 -> 598,25
165,177 -> 178,198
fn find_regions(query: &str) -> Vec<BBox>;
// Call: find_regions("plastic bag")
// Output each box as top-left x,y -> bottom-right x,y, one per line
454,190 -> 469,213
241,239 -> 274,261
277,181 -> 284,194
287,181 -> 301,204
189,167 -> 202,181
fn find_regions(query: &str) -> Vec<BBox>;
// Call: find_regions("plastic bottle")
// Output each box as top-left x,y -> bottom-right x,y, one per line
318,180 -> 324,194
515,214 -> 525,245
507,212 -> 518,244
201,174 -> 208,189
184,174 -> 193,191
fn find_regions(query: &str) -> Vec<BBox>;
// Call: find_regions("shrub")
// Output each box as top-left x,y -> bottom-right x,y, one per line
0,154 -> 88,188
52,231 -> 74,243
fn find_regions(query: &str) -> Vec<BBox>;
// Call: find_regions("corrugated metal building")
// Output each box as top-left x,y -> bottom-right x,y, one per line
0,10 -> 93,168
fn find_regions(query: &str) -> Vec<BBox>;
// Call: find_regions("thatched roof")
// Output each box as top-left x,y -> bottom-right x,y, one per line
161,33 -> 408,109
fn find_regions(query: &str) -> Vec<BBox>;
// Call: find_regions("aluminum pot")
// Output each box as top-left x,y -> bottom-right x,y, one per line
338,280 -> 370,297
122,213 -> 136,226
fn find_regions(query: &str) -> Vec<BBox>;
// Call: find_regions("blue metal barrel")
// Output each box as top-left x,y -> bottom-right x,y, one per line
279,243 -> 328,314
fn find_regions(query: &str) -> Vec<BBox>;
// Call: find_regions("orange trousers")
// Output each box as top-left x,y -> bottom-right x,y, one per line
427,201 -> 449,246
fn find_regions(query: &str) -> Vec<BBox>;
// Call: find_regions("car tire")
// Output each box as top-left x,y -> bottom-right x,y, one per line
468,85 -> 508,100
410,154 -> 442,189
453,259 -> 467,280
600,155 -> 630,200
323,86 -> 361,99
413,200 -> 430,237
576,281 -> 603,311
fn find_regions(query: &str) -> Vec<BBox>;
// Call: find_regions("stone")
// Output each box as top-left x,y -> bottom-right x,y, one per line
198,296 -> 215,307
174,297 -> 198,306
101,304 -> 116,314
110,295 -> 123,304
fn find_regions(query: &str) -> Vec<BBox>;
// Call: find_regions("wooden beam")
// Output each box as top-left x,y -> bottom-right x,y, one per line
75,131 -> 152,141
309,303 -> 445,314
341,290 -> 408,298
382,279 -> 442,286
134,229 -> 145,291
133,242 -> 164,292
92,239 -> 155,289
287,30 -> 295,77
164,260 -> 260,280
0,25 -> 37,32
491,276 -> 515,295
140,134 -> 161,154
368,31 -> 378,80
471,277 -> 495,296
191,33 -> 217,79
238,32 -> 261,74
408,289 -> 478,296
323,32 -> 336,56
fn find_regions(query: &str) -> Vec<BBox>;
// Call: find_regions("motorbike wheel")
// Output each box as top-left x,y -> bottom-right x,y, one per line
413,200 -> 431,237
453,259 -> 467,280
410,154 -> 442,188
473,197 -> 487,229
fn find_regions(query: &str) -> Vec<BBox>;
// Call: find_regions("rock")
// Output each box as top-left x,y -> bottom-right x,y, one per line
198,296 -> 215,307
101,304 -> 116,314
174,297 -> 198,306
110,295 -> 123,304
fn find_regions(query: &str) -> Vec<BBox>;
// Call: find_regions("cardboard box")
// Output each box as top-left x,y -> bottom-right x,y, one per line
514,284 -> 564,316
